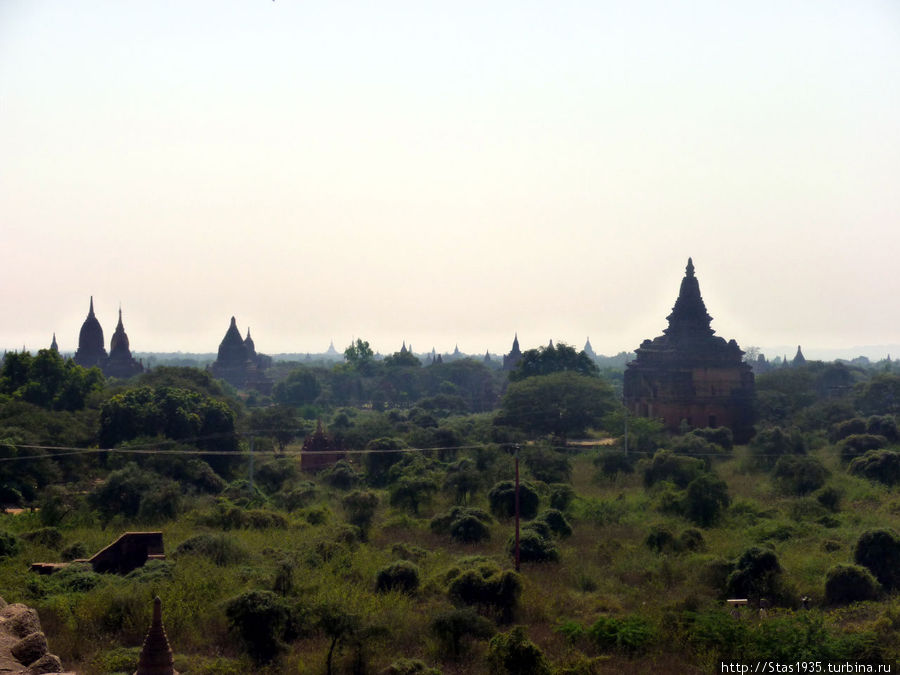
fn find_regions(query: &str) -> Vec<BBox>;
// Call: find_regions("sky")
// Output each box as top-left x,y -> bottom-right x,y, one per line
2,1 -> 899,360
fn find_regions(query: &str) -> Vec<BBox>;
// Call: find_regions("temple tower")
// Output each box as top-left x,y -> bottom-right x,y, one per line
623,259 -> 755,442
503,334 -> 523,371
134,597 -> 178,675
74,297 -> 107,368
106,307 -> 144,378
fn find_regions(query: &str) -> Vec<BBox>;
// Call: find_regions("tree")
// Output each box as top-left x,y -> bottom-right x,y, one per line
0,349 -> 103,411
488,481 -> 539,520
509,342 -> 599,382
496,371 -> 616,441
431,607 -> 495,659
273,369 -> 321,406
684,474 -> 730,526
486,626 -> 551,675
854,529 -> 900,591
824,565 -> 881,605
341,490 -> 379,540
248,405 -> 302,451
226,590 -> 289,664
344,339 -> 375,373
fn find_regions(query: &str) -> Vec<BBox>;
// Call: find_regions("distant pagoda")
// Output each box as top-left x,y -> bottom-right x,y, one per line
502,334 -> 523,371
623,259 -> 755,442
209,317 -> 272,393
106,307 -> 144,378
74,297 -> 108,368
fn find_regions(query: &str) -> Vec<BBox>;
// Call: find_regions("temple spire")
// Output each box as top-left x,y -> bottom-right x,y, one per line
89,296 -> 95,317
134,597 -> 178,675
686,257 -> 695,277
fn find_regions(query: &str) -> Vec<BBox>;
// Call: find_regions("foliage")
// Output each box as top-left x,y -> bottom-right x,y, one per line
772,455 -> 828,495
855,374 -> 900,415
488,481 -> 539,520
848,450 -> 900,485
364,437 -> 406,486
320,460 -> 361,490
535,508 -> 572,537
725,547 -> 789,604
99,385 -> 237,451
88,463 -> 181,523
343,339 -> 375,371
375,560 -> 420,594
854,529 -> 900,591
431,507 -> 493,543
442,458 -> 482,505
689,426 -> 734,450
174,533 -> 248,566
839,434 -> 888,463
748,426 -> 807,468
642,450 -> 706,488
248,405 -> 302,451
549,483 -> 575,510
431,606 -> 495,659
448,564 -> 522,623
825,564 -> 882,605
21,526 -> 63,549
225,589 -> 289,664
587,615 -> 656,654
508,342 -> 599,382
382,658 -> 441,675
497,372 -> 616,440
684,474 -> 730,526
522,445 -> 571,483
273,369 -> 321,406
0,349 -> 104,411
486,626 -> 551,675
0,531 -> 21,559
341,490 -> 379,540
389,473 -> 439,515
508,528 -> 559,563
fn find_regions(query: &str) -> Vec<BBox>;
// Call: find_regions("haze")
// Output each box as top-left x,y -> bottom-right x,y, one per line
2,1 -> 899,359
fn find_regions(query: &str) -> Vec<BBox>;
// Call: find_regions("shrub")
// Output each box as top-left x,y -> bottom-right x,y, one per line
507,529 -> 559,563
866,415 -> 898,442
430,507 -> 492,534
220,479 -> 267,508
488,481 -> 539,520
226,590 -> 289,664
749,427 -> 806,468
536,508 -> 572,537
389,475 -> 439,515
522,445 -> 571,483
679,528 -> 706,552
726,547 -> 786,604
450,515 -> 492,544
174,533 -> 247,566
320,460 -> 361,490
684,474 -> 730,526
594,451 -> 635,477
839,434 -> 887,464
341,490 -> 379,540
273,481 -> 317,511
587,615 -> 655,654
0,531 -> 20,559
691,426 -> 734,451
21,527 -> 63,549
486,626 -> 551,675
670,434 -> 722,456
431,607 -> 495,659
830,418 -> 866,443
824,564 -> 881,605
772,455 -> 828,495
816,486 -> 842,512
645,527 -> 678,554
854,529 -> 900,591
448,565 -> 522,623
549,483 -> 575,511
375,561 -> 420,594
848,450 -> 900,486
60,541 -> 88,561
643,450 -> 706,488
381,658 -> 441,675
364,437 -> 406,486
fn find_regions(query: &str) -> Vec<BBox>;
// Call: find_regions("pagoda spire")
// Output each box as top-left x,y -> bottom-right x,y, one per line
134,597 -> 178,675
663,257 -> 714,340
88,296 -> 95,317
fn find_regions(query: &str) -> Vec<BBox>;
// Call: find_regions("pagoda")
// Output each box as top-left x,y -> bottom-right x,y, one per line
502,334 -> 523,371
623,259 -> 755,442
106,307 -> 144,378
74,297 -> 108,368
209,317 -> 272,393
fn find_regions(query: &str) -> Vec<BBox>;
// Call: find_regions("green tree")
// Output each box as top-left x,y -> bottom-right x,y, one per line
344,339 -> 375,373
226,590 -> 289,664
486,626 -> 551,675
684,474 -> 730,526
342,490 -> 379,540
508,342 -> 598,382
854,529 -> 900,591
273,369 -> 321,406
496,372 -> 616,442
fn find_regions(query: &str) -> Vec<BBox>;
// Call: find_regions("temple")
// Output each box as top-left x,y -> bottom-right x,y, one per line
74,297 -> 108,368
623,259 -> 755,442
106,308 -> 144,379
503,334 -> 523,371
209,317 -> 272,392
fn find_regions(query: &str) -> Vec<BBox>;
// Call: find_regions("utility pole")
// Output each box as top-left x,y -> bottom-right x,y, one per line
514,444 -> 521,572
624,406 -> 629,455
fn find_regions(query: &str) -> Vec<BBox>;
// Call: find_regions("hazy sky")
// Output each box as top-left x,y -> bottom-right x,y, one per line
2,1 -> 899,359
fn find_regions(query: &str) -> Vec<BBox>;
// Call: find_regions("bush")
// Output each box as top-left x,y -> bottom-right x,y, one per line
749,427 -> 806,468
816,486 -> 842,512
679,528 -> 705,552
645,527 -> 678,554
772,455 -> 828,495
375,561 -> 420,594
488,481 -> 539,520
341,490 -> 379,540
507,529 -> 559,563
594,451 -> 636,477
867,415 -> 898,442
21,527 -> 63,549
174,533 -> 247,566
549,483 -> 575,510
0,531 -> 20,559
854,529 -> 900,591
487,626 -> 551,675
848,450 -> 900,486
450,515 -> 492,544
536,508 -> 572,537
830,418 -> 866,443
839,434 -> 887,464
60,541 -> 88,561
691,426 -> 734,451
381,658 -> 441,675
725,547 -> 787,604
448,565 -> 522,623
226,590 -> 289,664
643,450 -> 706,488
684,474 -> 730,527
273,482 -> 317,511
431,507 -> 492,534
522,446 -> 571,483
431,607 -> 495,659
824,564 -> 881,605
587,615 -> 656,654
320,460 -> 361,490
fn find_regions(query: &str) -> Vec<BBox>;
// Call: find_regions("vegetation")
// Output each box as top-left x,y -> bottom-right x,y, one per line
1,353 -> 899,672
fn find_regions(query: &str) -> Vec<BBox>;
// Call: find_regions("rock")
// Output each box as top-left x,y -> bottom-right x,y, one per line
11,631 -> 48,666
24,653 -> 62,674
0,596 -> 6,610
0,604 -> 41,638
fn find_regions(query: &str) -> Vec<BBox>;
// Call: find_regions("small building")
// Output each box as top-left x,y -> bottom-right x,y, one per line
623,259 -> 755,442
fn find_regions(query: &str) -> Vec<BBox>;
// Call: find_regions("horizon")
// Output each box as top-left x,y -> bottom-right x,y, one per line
3,2 -> 898,360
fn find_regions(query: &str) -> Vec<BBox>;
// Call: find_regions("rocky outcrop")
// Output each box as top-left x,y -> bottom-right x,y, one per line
0,600 -> 69,674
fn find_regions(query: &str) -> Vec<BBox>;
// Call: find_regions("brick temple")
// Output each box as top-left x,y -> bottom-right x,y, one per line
624,259 -> 755,442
